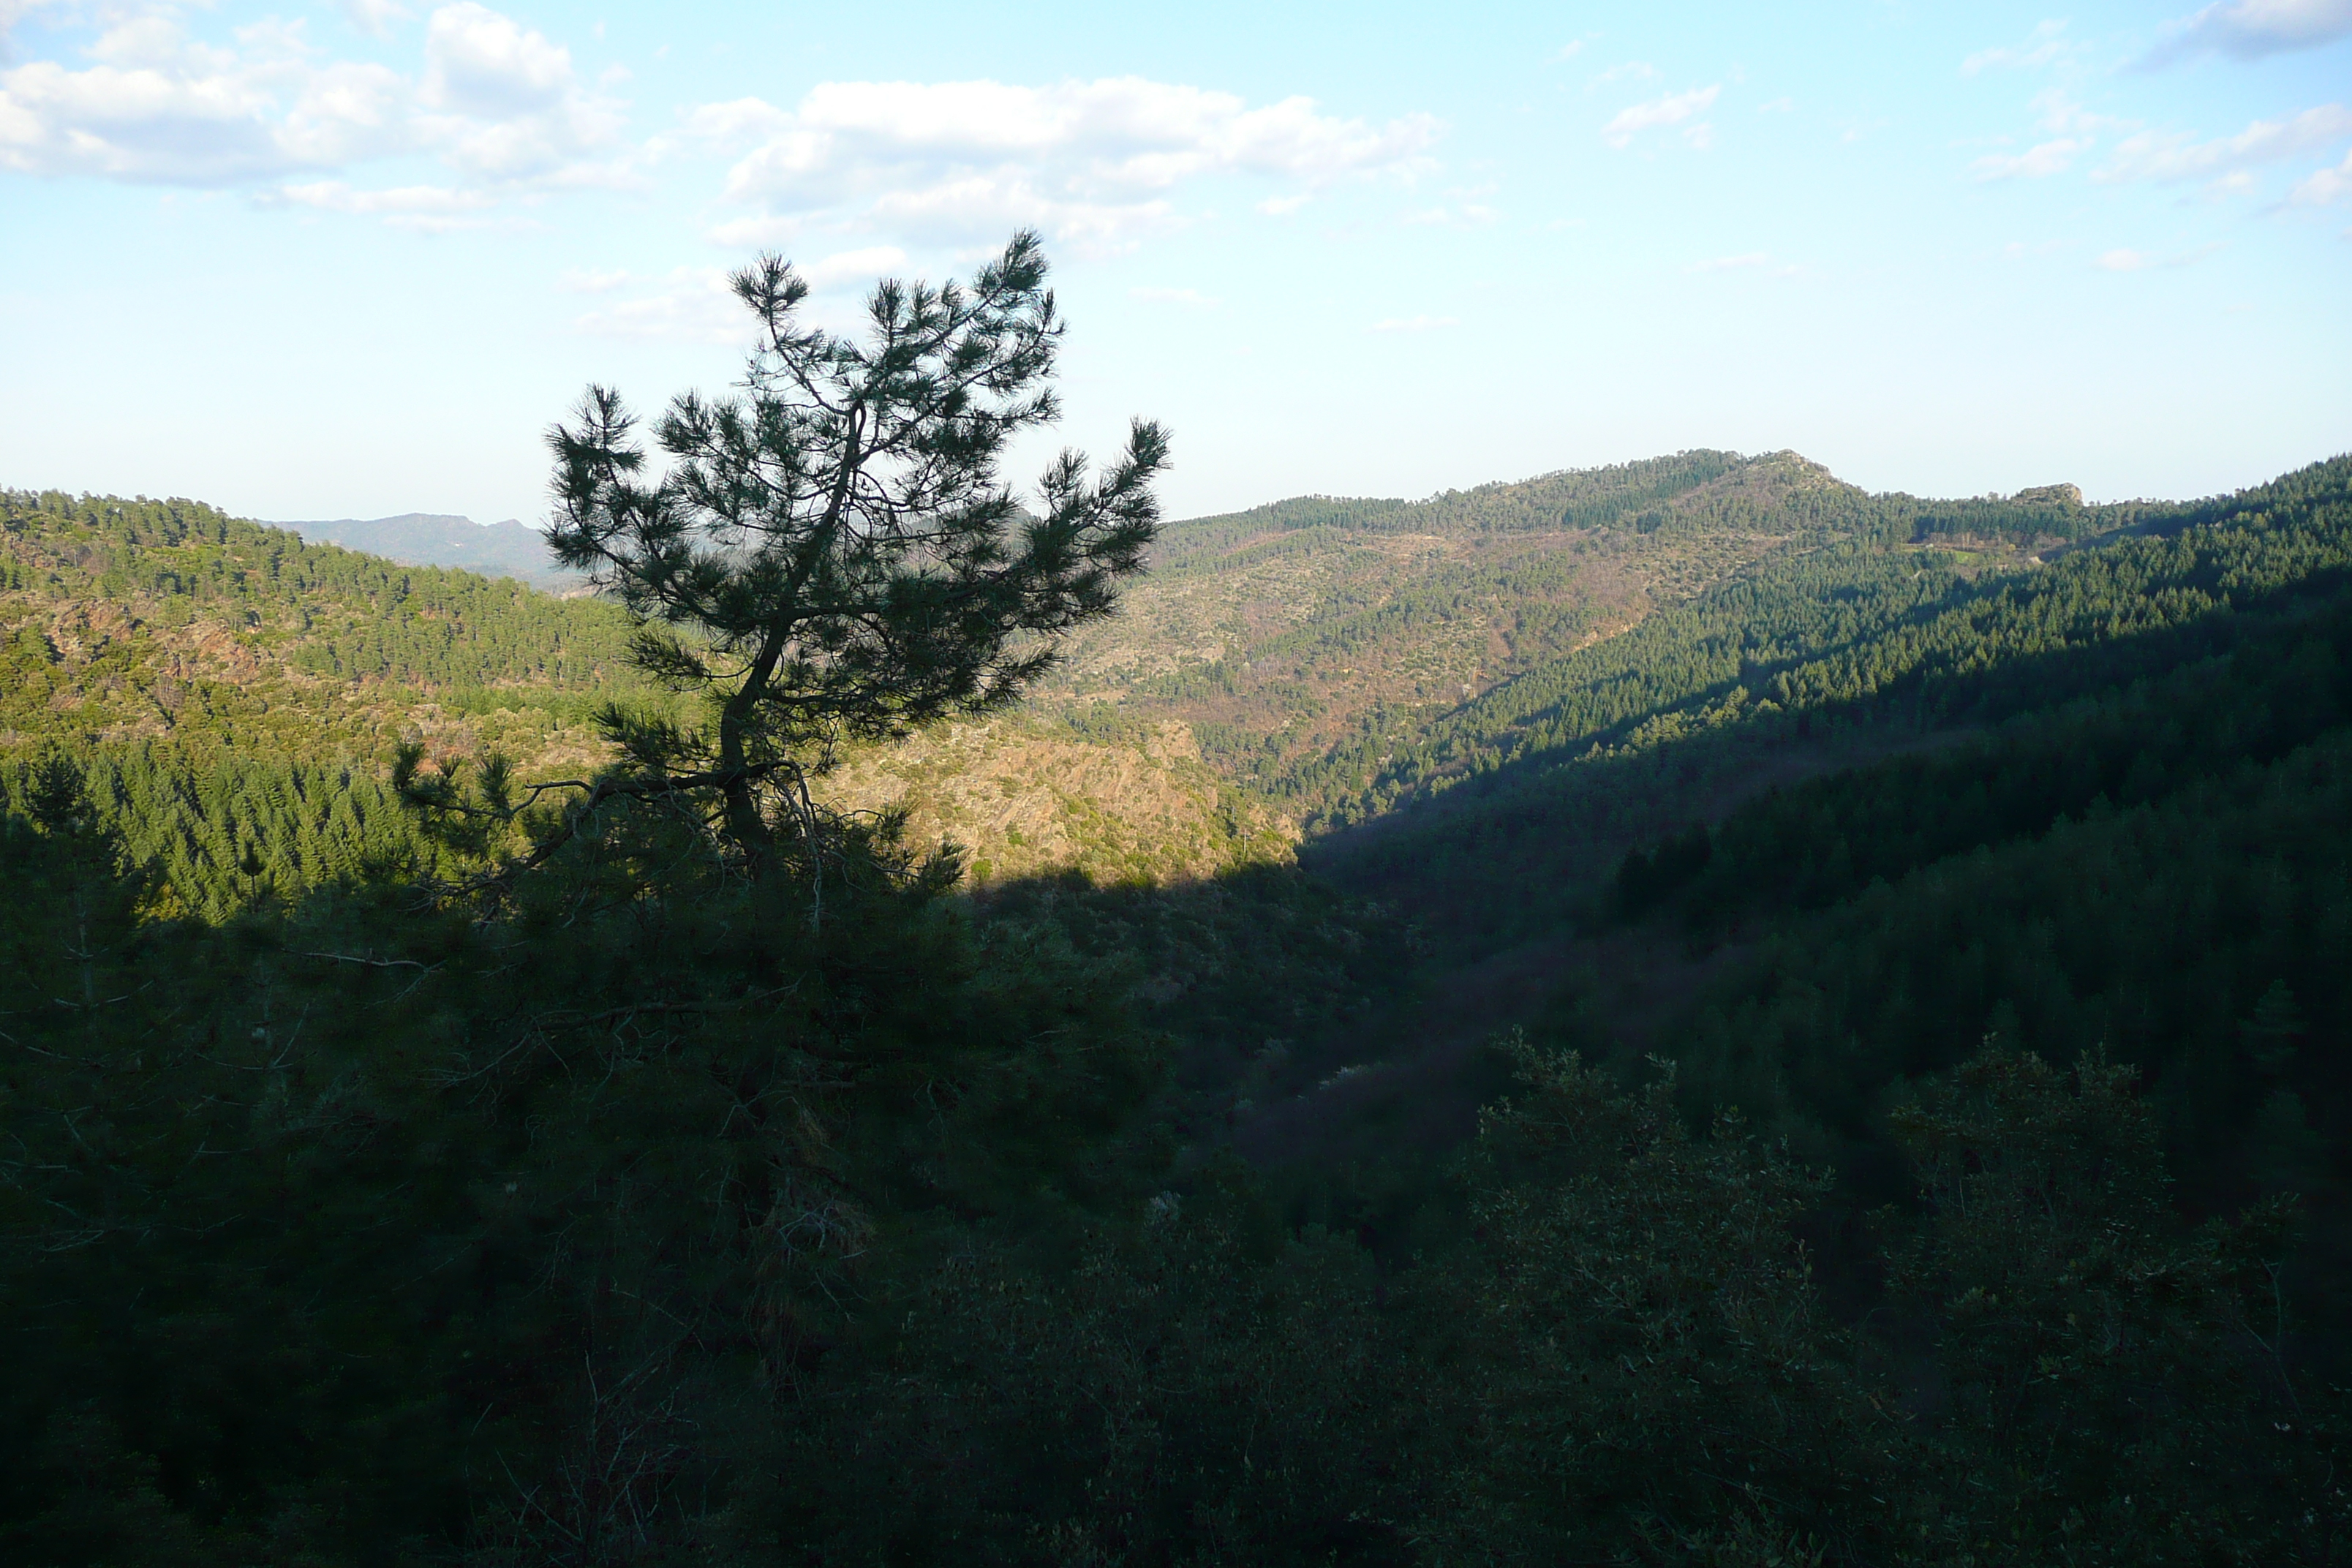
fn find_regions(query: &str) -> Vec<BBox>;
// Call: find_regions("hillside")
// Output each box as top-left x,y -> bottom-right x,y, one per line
1221,453 -> 2352,1255
278,512 -> 587,592
0,454 -> 2257,913
0,489 -> 1284,910
1311,456 -> 2339,938
7,452 -> 2322,921
1,491 -> 630,753
1047,448 -> 2152,829
7,451 -> 2352,1564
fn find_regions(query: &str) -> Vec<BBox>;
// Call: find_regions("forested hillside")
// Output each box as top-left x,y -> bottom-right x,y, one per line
5,451 -> 2351,1563
1047,447 -> 2171,830
0,489 -> 1281,911
0,489 -> 642,913
0,488 -> 633,741
0,453 -> 2192,912
1240,451 -> 2352,1377
1512,459 -> 2352,1357
1317,452 -> 2348,937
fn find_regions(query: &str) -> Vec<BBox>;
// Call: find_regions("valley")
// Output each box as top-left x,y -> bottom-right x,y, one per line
5,445 -> 2349,1563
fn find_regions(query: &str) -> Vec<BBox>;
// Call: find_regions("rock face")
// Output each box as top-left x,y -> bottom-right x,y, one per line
2011,483 -> 2084,509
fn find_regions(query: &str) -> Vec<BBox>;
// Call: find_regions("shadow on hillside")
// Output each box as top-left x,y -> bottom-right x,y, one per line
1310,559 -> 2352,951
1152,557 -> 2352,1195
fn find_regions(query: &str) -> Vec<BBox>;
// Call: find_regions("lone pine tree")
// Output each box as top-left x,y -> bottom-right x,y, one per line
402,230 -> 1168,897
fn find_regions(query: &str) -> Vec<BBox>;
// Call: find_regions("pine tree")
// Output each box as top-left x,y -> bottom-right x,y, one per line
412,231 -> 1169,894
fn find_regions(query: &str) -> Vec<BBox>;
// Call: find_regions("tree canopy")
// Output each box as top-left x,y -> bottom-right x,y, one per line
523,230 -> 1169,876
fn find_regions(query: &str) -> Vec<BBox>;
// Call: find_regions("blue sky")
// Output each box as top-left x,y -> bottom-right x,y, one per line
0,0 -> 2345,526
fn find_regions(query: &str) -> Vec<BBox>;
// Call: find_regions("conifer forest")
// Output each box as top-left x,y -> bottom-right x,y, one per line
6,236 -> 2352,1566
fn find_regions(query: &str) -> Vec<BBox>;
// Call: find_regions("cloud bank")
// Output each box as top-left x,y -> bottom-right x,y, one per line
0,1 -> 622,192
2143,0 -> 2352,65
679,78 -> 1441,254
2097,102 -> 2352,186
1,10 -> 1440,256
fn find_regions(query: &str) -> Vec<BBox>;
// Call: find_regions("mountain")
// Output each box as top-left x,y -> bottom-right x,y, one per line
1273,452 -> 2352,1181
1043,447 -> 2138,830
276,511 -> 586,591
6,451 -> 2351,1562
0,452 -> 2298,920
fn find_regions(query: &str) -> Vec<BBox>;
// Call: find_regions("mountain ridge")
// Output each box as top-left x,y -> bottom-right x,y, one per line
4,448 -> 2321,912
275,510 -> 584,592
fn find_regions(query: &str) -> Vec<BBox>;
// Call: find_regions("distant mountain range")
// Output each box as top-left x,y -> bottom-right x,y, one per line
275,512 -> 584,592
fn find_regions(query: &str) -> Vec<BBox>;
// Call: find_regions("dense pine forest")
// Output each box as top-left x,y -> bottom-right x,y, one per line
6,431 -> 2351,1564
0,489 -> 639,916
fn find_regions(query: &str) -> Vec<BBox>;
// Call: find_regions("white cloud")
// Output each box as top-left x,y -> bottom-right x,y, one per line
682,77 -> 1441,256
1971,136 -> 2089,180
1400,184 -> 1499,227
0,2 -> 623,195
1757,97 -> 1794,113
423,3 -> 571,119
2293,145 -> 2352,202
559,265 -> 631,291
704,212 -> 805,248
1963,20 -> 2076,75
265,177 -> 495,230
1256,192 -> 1309,216
1602,85 -> 1719,149
1130,285 -> 1219,306
2143,0 -> 2352,65
568,246 -> 920,344
1554,41 -> 1586,62
415,3 -> 625,181
1369,314 -> 1456,332
569,245 -> 927,343
0,14 -> 349,182
572,265 -> 742,342
2096,102 -> 2352,187
676,95 -> 787,146
2031,88 -> 2130,136
337,0 -> 412,40
2032,89 -> 2081,131
797,244 -> 907,290
865,172 -> 1180,252
1971,87 -> 2348,196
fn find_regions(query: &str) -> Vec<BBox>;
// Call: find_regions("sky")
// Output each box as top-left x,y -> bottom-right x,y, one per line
0,0 -> 2346,527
